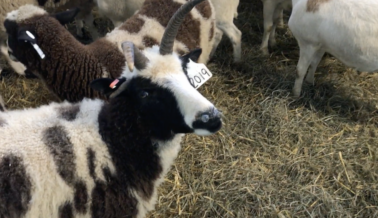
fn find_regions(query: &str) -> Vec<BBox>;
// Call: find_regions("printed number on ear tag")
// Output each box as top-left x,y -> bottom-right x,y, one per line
186,59 -> 213,89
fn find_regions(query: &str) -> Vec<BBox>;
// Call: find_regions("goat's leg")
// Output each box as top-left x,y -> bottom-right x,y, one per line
210,27 -> 223,58
293,42 -> 319,97
260,0 -> 276,55
75,18 -> 84,38
269,6 -> 282,48
0,45 -> 26,76
217,22 -> 242,62
305,49 -> 325,85
277,9 -> 284,28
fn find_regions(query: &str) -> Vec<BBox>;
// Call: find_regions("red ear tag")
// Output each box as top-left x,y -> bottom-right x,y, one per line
109,79 -> 119,89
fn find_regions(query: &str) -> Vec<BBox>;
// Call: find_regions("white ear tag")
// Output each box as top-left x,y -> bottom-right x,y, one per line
186,59 -> 213,89
26,31 -> 45,59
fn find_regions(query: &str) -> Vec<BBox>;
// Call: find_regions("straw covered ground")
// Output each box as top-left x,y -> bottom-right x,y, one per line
1,0 -> 378,217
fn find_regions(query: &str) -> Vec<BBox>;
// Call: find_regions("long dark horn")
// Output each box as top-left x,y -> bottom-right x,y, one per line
121,41 -> 149,71
159,0 -> 205,55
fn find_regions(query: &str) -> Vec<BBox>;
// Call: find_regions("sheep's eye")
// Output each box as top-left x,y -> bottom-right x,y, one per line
139,91 -> 149,98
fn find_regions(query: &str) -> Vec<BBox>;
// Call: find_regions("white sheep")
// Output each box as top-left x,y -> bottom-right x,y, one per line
260,0 -> 291,55
289,0 -> 378,97
0,0 -> 98,76
0,29 -> 222,218
5,0 -> 216,102
95,0 -> 242,62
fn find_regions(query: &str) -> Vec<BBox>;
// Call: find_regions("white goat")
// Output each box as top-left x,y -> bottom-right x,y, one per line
95,0 -> 242,62
0,3 -> 222,218
260,0 -> 291,55
289,0 -> 378,97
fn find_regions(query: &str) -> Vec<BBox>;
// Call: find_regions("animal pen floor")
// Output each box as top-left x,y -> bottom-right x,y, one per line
1,0 -> 378,217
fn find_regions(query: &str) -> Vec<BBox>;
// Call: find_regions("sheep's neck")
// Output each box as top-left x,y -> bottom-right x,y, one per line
97,97 -> 164,200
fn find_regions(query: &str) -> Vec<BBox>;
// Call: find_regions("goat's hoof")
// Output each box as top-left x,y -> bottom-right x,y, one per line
260,48 -> 270,56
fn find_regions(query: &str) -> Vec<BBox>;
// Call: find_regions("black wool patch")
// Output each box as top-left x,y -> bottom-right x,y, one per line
74,181 -> 88,214
90,168 -> 139,218
42,126 -> 76,185
58,104 -> 80,121
58,202 -> 74,218
0,155 -> 32,217
37,0 -> 48,6
87,148 -> 96,179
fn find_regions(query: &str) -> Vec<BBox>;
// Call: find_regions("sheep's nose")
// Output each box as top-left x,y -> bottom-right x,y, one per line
193,107 -> 222,133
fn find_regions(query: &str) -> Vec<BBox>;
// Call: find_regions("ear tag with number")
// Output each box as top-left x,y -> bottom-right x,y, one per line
26,31 -> 45,59
186,59 -> 213,89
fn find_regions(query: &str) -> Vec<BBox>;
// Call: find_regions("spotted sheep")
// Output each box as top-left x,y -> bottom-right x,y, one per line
0,0 -> 98,77
95,0 -> 242,62
0,2 -> 222,218
260,0 -> 291,55
288,0 -> 378,97
4,0 -> 216,102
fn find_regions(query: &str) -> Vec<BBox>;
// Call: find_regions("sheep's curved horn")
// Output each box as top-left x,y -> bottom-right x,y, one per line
159,0 -> 205,55
121,41 -> 149,71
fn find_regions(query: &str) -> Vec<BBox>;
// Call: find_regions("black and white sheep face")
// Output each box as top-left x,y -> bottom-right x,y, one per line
92,46 -> 222,138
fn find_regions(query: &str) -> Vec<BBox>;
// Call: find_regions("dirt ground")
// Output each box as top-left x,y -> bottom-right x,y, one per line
1,0 -> 378,217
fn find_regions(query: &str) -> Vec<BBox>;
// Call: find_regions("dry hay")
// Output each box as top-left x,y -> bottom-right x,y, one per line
1,0 -> 378,217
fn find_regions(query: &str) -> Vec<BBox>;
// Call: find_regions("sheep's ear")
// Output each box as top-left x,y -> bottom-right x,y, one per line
53,8 -> 80,25
181,48 -> 202,63
17,29 -> 37,44
90,78 -> 127,97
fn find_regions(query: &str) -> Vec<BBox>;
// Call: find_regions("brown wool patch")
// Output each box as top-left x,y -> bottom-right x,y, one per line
143,36 -> 159,48
58,104 -> 80,121
138,0 -> 201,50
59,202 -> 74,218
195,1 -> 212,19
0,155 -> 32,217
89,39 -> 126,79
74,181 -> 88,214
307,0 -> 331,12
42,126 -> 76,185
119,17 -> 145,33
